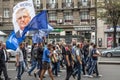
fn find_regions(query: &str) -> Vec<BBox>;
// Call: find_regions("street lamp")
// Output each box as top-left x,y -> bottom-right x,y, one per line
95,0 -> 97,45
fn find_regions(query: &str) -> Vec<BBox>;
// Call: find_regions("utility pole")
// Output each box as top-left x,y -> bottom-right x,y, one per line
95,0 -> 97,45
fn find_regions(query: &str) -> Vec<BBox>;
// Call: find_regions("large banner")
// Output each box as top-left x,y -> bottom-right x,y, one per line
6,0 -> 49,50
12,0 -> 35,38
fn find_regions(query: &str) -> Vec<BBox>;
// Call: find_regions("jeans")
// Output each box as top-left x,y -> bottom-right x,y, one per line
88,60 -> 99,76
73,62 -> 81,80
28,60 -> 37,74
37,61 -> 42,77
65,65 -> 73,80
52,62 -> 58,76
17,61 -> 24,80
57,60 -> 60,71
86,57 -> 92,73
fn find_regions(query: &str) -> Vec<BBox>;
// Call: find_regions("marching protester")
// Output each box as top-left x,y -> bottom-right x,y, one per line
0,42 -> 11,80
52,46 -> 59,77
72,43 -> 82,80
86,42 -> 94,73
34,43 -> 44,78
28,43 -> 38,76
15,43 -> 25,80
22,42 -> 28,71
40,43 -> 54,80
87,44 -> 102,78
65,44 -> 74,80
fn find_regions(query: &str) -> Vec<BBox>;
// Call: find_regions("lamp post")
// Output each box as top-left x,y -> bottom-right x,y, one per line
95,0 -> 97,45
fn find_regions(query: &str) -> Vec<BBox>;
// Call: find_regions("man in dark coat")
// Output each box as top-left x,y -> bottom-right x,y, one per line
0,43 -> 11,80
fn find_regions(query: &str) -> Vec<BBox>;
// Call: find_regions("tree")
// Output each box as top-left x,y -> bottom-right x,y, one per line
104,0 -> 120,47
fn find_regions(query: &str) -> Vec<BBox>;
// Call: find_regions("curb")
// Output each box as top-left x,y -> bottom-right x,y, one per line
8,60 -> 120,65
98,61 -> 120,65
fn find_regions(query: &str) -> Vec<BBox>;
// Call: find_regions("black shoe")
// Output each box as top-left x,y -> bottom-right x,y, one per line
0,77 -> 3,80
43,76 -> 46,78
28,72 -> 32,76
34,73 -> 37,78
5,78 -> 11,80
72,74 -> 76,79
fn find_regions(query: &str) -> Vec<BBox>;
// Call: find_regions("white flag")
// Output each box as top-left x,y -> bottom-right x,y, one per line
12,0 -> 35,38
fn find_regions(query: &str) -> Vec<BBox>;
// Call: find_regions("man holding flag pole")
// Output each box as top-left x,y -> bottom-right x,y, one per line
6,0 -> 49,51
6,0 -> 54,80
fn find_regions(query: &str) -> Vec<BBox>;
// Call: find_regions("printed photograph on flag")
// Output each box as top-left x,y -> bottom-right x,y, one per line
12,0 -> 35,38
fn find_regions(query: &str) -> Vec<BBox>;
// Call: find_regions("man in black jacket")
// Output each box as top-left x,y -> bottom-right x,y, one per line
0,43 -> 11,80
34,43 -> 44,78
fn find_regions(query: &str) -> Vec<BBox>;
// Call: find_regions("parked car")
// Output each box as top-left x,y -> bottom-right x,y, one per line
7,49 -> 16,57
101,46 -> 120,57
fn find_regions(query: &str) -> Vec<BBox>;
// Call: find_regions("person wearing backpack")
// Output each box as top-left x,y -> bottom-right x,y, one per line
72,43 -> 82,80
65,44 -> 74,80
28,43 -> 38,76
87,44 -> 102,78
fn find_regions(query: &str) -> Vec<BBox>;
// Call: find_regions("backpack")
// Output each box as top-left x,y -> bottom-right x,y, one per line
37,47 -> 44,60
32,47 -> 38,60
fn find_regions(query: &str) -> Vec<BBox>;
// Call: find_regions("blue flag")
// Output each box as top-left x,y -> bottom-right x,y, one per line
32,24 -> 54,43
6,31 -> 25,50
22,10 -> 48,37
32,31 -> 44,43
42,24 -> 54,34
6,10 -> 49,50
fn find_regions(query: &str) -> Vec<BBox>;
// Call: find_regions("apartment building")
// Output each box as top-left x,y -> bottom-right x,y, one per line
0,0 -> 96,44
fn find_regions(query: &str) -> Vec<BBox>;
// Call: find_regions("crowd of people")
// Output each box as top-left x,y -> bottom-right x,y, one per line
0,40 -> 102,80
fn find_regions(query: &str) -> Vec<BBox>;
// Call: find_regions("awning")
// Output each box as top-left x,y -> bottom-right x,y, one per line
0,31 -> 7,36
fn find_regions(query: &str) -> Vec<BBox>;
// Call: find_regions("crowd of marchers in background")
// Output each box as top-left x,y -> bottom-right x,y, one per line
0,40 -> 102,80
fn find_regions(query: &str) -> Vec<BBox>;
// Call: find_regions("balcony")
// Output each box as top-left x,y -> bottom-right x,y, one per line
64,20 -> 73,25
47,3 -> 58,9
49,20 -> 57,25
62,2 -> 74,9
78,1 -> 91,8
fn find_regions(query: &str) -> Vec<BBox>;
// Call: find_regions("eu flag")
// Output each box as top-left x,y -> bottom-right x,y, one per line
32,24 -> 54,43
6,31 -> 25,50
6,10 -> 49,50
22,10 -> 48,37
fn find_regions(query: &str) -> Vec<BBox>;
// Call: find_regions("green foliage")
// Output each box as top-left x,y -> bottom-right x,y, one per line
104,0 -> 120,25
98,0 -> 120,25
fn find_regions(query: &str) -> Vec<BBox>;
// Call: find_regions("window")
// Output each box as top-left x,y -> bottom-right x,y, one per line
81,0 -> 88,6
48,13 -> 57,23
3,8 -> 9,18
64,12 -> 73,23
65,0 -> 72,3
34,0 -> 41,8
47,0 -> 57,8
50,0 -> 56,4
83,0 -> 87,2
66,31 -> 72,35
80,11 -> 89,20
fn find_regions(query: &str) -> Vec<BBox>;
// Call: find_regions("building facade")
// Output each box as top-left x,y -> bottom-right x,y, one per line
97,0 -> 120,49
0,0 -> 97,44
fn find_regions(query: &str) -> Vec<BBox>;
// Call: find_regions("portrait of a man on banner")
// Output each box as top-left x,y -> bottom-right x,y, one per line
12,1 -> 35,38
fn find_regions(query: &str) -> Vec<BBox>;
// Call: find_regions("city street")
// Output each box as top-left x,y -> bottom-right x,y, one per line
8,56 -> 120,62
5,57 -> 120,80
5,63 -> 120,80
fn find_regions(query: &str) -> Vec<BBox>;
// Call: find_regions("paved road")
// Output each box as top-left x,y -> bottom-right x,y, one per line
99,57 -> 120,61
9,57 -> 120,63
3,63 -> 120,80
